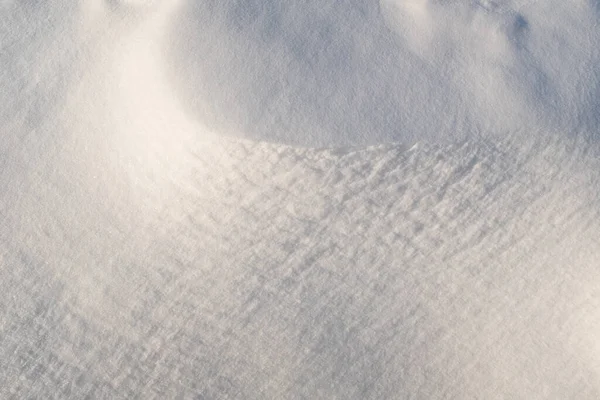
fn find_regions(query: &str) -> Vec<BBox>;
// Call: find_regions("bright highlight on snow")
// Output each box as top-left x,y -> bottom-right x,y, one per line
1,0 -> 600,398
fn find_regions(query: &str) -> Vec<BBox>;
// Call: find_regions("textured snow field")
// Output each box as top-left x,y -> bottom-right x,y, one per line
1,0 -> 600,398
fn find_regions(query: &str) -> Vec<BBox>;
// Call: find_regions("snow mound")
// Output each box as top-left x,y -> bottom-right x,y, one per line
166,0 -> 600,146
3,0 -> 598,147
2,1 -> 600,399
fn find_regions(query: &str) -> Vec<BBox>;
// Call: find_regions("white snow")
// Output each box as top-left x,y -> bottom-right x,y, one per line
1,0 -> 600,398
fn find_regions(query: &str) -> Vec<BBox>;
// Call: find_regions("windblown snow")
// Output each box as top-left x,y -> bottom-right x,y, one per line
1,0 -> 600,398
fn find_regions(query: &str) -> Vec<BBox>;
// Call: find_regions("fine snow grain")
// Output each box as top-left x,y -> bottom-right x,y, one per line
1,0 -> 600,399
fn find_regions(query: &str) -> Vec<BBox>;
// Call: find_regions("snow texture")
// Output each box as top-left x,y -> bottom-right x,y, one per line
1,0 -> 600,398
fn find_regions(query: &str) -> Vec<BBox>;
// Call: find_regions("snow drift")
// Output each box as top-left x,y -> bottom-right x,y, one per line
168,0 -> 600,146
1,0 -> 600,398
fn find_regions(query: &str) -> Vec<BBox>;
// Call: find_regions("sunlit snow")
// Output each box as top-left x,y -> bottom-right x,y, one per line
1,0 -> 600,398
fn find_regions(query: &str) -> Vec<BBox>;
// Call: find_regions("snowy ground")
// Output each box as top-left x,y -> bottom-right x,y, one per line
1,1 -> 600,398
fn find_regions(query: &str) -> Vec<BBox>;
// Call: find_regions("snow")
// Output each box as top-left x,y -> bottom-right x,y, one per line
168,0 -> 600,146
1,0 -> 600,398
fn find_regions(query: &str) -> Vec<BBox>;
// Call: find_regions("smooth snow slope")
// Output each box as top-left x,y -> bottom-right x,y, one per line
167,0 -> 600,145
1,0 -> 600,399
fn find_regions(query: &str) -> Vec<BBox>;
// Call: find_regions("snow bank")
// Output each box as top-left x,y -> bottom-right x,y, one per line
1,0 -> 600,398
4,0 -> 598,147
167,0 -> 600,146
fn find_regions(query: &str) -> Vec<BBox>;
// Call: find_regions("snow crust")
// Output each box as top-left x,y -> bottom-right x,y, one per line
1,0 -> 600,398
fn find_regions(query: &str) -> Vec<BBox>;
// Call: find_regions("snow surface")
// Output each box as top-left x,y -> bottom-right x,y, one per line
1,0 -> 600,398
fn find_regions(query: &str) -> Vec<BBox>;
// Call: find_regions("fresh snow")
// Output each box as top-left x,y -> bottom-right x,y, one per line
1,0 -> 600,398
